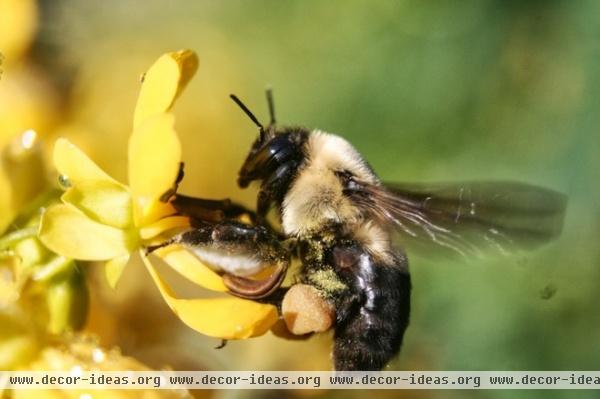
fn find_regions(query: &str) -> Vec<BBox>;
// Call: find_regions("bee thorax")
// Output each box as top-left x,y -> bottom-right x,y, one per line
282,130 -> 377,236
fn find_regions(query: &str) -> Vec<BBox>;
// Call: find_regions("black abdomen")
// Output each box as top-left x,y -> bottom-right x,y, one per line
331,246 -> 411,371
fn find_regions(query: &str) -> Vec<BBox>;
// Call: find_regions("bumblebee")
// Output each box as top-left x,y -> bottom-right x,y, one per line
151,90 -> 567,371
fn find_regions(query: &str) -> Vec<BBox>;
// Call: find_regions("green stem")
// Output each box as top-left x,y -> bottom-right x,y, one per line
32,255 -> 74,282
0,226 -> 38,250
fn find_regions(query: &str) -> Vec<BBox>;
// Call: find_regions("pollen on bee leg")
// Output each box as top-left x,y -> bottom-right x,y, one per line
282,284 -> 335,335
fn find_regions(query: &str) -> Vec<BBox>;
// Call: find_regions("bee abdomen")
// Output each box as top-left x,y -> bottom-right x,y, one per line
331,246 -> 411,371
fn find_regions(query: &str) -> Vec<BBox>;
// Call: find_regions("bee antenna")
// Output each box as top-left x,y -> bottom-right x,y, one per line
230,94 -> 266,140
265,86 -> 276,126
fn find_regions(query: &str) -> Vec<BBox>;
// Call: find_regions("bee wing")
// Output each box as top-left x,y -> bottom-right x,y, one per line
355,181 -> 567,258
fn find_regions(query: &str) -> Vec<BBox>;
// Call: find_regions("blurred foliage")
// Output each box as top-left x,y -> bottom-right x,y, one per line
1,0 -> 600,398
10,336 -> 193,399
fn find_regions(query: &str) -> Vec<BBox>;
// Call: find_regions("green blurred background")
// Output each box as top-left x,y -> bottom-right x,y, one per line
12,0 -> 600,398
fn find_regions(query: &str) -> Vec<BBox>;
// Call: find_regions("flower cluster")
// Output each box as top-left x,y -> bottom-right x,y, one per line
38,50 -> 279,340
1,0 -> 280,369
0,0 -> 327,384
0,0 -> 89,371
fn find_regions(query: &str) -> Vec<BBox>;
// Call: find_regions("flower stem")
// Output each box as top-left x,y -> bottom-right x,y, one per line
0,226 -> 39,250
32,255 -> 74,282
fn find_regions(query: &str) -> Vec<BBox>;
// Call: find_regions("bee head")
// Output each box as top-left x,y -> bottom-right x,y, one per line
231,90 -> 307,188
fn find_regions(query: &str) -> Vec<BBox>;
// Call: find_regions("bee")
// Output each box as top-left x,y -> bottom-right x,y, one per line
151,89 -> 567,371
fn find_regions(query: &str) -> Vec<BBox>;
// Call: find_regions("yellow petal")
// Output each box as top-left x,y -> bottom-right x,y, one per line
61,180 -> 133,229
142,253 -> 278,339
105,253 -> 130,289
53,138 -> 116,185
0,0 -> 38,62
133,50 -> 199,129
13,232 -> 46,270
139,199 -> 178,229
139,215 -> 189,240
152,244 -> 226,292
39,204 -> 136,261
128,113 -> 181,219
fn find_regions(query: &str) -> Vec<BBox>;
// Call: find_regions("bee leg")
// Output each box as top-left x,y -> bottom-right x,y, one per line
207,222 -> 290,300
157,162 -> 260,223
159,162 -> 185,202
171,194 -> 259,224
256,189 -> 271,225
330,245 -> 411,371
153,221 -> 291,300
144,238 -> 179,255
143,221 -> 214,255
214,339 -> 227,349
222,264 -> 287,300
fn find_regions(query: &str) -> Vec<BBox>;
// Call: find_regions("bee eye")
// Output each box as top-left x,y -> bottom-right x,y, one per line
238,133 -> 300,187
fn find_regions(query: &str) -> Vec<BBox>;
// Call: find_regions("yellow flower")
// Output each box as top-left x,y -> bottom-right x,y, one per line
0,217 -> 88,368
38,50 -> 278,340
